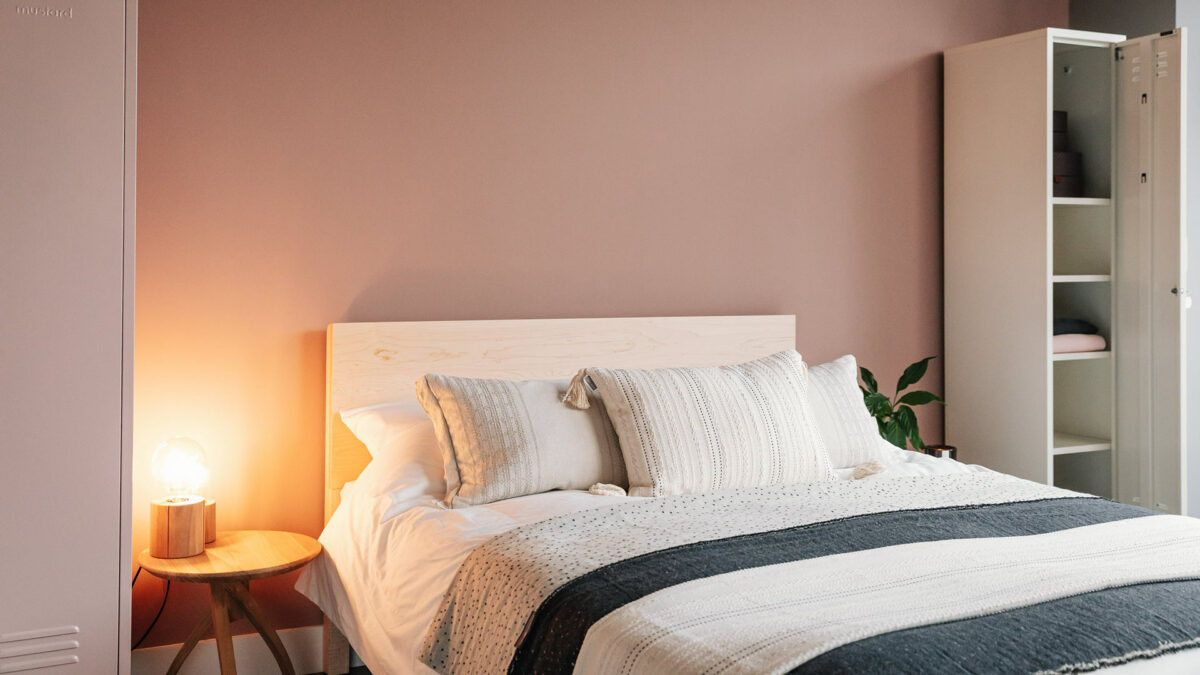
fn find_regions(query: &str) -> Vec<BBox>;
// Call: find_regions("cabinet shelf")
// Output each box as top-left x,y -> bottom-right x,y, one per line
1052,197 -> 1112,206
1052,274 -> 1111,283
1052,432 -> 1111,455
1052,350 -> 1110,361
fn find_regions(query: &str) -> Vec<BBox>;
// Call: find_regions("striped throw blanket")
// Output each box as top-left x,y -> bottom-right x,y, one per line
419,472 -> 1200,674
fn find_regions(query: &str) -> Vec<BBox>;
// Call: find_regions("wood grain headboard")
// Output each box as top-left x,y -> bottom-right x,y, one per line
324,315 -> 795,522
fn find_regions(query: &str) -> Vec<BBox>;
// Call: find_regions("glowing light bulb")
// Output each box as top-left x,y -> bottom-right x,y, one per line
151,437 -> 209,502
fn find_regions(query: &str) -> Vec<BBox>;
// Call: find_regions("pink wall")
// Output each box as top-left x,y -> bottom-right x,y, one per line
134,0 -> 1067,646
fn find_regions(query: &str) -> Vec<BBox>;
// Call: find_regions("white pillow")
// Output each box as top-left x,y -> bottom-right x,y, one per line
415,374 -> 626,507
339,401 -> 447,504
581,350 -> 835,497
805,355 -> 890,468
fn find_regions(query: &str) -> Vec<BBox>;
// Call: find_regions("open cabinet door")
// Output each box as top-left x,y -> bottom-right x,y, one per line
1115,29 -> 1187,514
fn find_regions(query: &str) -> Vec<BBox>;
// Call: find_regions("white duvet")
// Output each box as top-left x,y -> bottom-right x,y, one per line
296,447 -> 980,674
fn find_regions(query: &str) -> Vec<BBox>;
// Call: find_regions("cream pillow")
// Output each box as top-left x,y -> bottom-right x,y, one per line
415,374 -> 626,507
806,355 -> 891,469
574,350 -> 834,497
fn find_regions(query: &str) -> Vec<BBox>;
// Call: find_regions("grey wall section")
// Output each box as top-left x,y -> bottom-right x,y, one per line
1070,0 -> 1175,35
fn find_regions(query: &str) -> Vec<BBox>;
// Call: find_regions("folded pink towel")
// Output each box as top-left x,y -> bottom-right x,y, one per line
1053,333 -> 1107,353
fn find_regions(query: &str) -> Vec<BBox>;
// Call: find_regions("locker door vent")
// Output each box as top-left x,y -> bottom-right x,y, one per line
0,626 -> 79,673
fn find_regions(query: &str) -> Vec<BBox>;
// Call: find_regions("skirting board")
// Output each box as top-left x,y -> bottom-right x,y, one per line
131,624 -> 322,675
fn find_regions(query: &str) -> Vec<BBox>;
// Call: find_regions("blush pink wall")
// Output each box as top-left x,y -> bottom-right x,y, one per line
133,0 -> 1067,647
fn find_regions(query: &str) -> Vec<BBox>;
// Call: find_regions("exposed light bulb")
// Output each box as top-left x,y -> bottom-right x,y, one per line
150,437 -> 209,502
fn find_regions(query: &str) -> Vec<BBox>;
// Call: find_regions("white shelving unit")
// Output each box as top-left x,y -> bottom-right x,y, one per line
945,28 -> 1187,511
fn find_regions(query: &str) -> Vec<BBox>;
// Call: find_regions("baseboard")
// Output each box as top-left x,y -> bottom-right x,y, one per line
132,624 -> 323,675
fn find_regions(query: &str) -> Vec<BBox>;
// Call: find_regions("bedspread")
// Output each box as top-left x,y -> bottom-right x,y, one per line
418,472 -> 1200,674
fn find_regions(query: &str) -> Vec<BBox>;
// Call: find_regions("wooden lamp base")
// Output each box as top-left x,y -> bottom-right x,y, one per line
150,496 -> 205,558
205,500 -> 217,543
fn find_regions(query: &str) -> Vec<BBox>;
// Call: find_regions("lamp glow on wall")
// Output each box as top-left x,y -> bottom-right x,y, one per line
149,437 -> 215,558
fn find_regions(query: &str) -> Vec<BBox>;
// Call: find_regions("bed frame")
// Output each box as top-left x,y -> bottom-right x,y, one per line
321,315 -> 795,673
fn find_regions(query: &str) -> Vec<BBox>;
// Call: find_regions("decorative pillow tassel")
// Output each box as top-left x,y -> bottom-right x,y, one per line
588,483 -> 626,497
562,368 -> 591,409
850,460 -> 885,480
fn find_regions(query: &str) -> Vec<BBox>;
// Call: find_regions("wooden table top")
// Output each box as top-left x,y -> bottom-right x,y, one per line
138,530 -> 321,583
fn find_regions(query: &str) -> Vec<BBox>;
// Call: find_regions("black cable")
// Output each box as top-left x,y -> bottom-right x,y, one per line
131,566 -> 141,588
133,579 -> 170,650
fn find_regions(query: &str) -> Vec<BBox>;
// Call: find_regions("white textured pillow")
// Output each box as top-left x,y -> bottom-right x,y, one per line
579,350 -> 834,497
338,401 -> 448,503
415,374 -> 626,507
805,355 -> 891,469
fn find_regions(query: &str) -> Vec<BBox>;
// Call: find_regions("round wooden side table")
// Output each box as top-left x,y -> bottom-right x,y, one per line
138,530 -> 322,675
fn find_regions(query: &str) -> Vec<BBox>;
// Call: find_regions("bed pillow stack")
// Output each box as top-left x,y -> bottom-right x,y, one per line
575,350 -> 835,497
342,350 -> 897,508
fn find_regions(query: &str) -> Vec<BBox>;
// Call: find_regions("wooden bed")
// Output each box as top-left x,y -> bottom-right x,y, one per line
321,315 -> 795,673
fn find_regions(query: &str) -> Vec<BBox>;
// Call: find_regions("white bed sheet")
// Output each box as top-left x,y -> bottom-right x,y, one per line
295,449 -> 1200,674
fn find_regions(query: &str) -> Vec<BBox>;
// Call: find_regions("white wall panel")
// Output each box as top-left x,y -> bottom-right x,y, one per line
0,2 -> 134,672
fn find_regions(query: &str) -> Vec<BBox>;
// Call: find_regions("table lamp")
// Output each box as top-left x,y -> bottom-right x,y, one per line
149,437 -> 209,558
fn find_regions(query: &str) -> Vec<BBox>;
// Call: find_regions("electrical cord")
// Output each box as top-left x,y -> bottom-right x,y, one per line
131,566 -> 170,651
131,566 -> 141,587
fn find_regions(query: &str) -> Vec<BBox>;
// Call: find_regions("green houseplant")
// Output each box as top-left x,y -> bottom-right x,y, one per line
859,356 -> 944,450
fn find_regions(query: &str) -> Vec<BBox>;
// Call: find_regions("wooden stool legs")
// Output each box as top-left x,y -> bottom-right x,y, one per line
165,581 -> 296,675
210,584 -> 238,674
165,613 -> 211,675
228,583 -> 294,675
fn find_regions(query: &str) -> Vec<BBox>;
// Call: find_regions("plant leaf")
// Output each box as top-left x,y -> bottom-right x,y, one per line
908,428 -> 925,450
894,405 -> 925,450
860,366 -> 878,394
896,356 -> 936,393
881,419 -> 907,448
896,390 -> 944,407
863,392 -> 892,418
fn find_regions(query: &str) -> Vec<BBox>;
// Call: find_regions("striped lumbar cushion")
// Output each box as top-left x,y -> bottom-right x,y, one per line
416,374 -> 626,507
806,355 -> 891,468
579,350 -> 834,497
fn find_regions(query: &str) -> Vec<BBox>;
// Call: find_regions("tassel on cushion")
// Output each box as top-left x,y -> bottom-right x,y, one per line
562,368 -> 591,409
850,460 -> 885,480
588,483 -> 627,497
